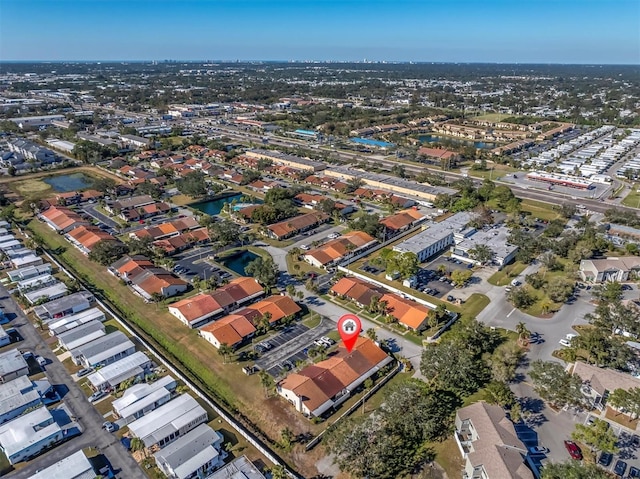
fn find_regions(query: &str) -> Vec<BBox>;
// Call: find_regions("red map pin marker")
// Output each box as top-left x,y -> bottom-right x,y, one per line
337,314 -> 361,353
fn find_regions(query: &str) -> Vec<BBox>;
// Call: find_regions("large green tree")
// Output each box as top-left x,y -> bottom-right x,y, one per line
244,255 -> 278,288
541,461 -> 611,479
571,418 -> 619,455
529,360 -> 584,409
88,240 -> 129,266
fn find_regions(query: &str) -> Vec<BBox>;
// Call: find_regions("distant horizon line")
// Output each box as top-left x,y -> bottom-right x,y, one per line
0,59 -> 638,67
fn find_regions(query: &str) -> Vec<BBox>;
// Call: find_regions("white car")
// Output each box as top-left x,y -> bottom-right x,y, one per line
566,333 -> 578,341
300,244 -> 310,251
328,233 -> 340,239
559,339 -> 572,347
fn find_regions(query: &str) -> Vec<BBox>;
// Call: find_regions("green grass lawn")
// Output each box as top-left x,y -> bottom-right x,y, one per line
488,262 -> 527,286
430,436 -> 464,479
520,199 -> 562,222
469,164 -> 518,180
285,253 -> 324,277
622,188 -> 640,209
0,449 -> 13,476
459,293 -> 491,321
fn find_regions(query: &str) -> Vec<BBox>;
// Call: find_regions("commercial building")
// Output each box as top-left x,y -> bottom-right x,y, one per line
245,149 -> 326,172
325,166 -> 456,201
56,320 -> 106,351
277,337 -> 393,418
154,424 -> 226,479
29,450 -> 96,479
393,212 -> 473,262
0,376 -> 43,424
579,256 -> 640,283
48,307 -> 106,337
0,406 -> 63,464
451,227 -> 519,267
0,349 -> 29,383
86,351 -> 151,392
71,331 -> 136,368
525,171 -> 593,190
454,402 -> 533,479
34,291 -> 94,321
128,394 -> 208,448
112,375 -> 177,424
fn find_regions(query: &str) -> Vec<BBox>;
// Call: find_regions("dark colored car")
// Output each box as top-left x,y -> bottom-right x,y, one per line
613,460 -> 627,476
633,434 -> 640,447
629,466 -> 640,478
564,440 -> 582,460
598,452 -> 613,467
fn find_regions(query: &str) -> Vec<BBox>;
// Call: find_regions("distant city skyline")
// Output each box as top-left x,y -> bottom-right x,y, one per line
1,0 -> 638,64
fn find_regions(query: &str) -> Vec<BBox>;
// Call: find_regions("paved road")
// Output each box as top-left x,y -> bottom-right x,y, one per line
263,245 -> 425,373
0,286 -> 145,479
81,204 -> 122,230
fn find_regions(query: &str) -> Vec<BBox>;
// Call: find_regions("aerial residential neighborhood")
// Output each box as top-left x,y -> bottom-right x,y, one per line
0,2 -> 639,477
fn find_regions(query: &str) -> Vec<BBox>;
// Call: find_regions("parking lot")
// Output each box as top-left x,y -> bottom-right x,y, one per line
414,256 -> 474,299
171,246 -> 236,283
255,318 -> 334,378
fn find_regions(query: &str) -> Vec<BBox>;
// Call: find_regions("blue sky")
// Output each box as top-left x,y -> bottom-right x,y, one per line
1,0 -> 638,63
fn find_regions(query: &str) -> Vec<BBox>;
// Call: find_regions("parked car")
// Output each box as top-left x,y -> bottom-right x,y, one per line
103,421 -> 116,433
528,446 -> 548,455
628,466 -> 640,478
77,367 -> 94,377
632,434 -> 640,447
613,459 -> 627,476
321,336 -> 335,345
564,440 -> 582,460
559,339 -> 572,347
300,244 -> 310,250
89,391 -> 107,403
598,452 -> 613,467
36,356 -> 47,367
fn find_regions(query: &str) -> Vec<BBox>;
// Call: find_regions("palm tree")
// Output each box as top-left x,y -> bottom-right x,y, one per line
150,292 -> 164,309
259,370 -> 274,398
286,285 -> 296,298
365,328 -> 378,342
218,343 -> 233,364
515,322 -> 531,346
540,298 -> 553,315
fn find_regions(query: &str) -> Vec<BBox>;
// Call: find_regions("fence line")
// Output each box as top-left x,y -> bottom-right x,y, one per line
40,250 -> 301,478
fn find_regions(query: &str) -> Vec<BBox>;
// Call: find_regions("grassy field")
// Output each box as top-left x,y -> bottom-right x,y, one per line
488,262 -> 527,286
459,293 -> 491,321
622,188 -> 640,209
471,112 -> 512,122
285,253 -> 324,277
520,199 -> 562,222
468,164 -> 518,180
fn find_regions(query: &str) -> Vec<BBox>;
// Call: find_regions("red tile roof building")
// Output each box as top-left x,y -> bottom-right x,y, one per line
277,337 -> 393,417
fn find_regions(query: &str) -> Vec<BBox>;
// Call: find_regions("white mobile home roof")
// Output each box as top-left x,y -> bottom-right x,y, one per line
57,320 -> 106,350
0,240 -> 21,251
154,424 -> 223,479
112,375 -> 176,413
49,307 -> 106,336
29,450 -> 95,479
0,406 -> 61,460
87,351 -> 150,389
116,387 -> 172,423
0,349 -> 28,379
0,234 -> 15,244
205,456 -> 266,479
16,273 -> 56,291
7,263 -> 51,282
128,394 -> 207,447
10,253 -> 43,269
71,331 -> 134,365
0,376 -> 41,419
34,291 -> 93,320
24,282 -> 68,304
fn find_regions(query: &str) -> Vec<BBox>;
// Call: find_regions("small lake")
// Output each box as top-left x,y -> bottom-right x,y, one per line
43,173 -> 93,192
192,193 -> 258,216
419,134 -> 495,150
220,250 -> 259,276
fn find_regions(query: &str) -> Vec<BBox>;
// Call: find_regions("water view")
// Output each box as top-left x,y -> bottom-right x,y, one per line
418,134 -> 495,150
220,250 -> 259,276
191,193 -> 243,215
43,173 -> 93,192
